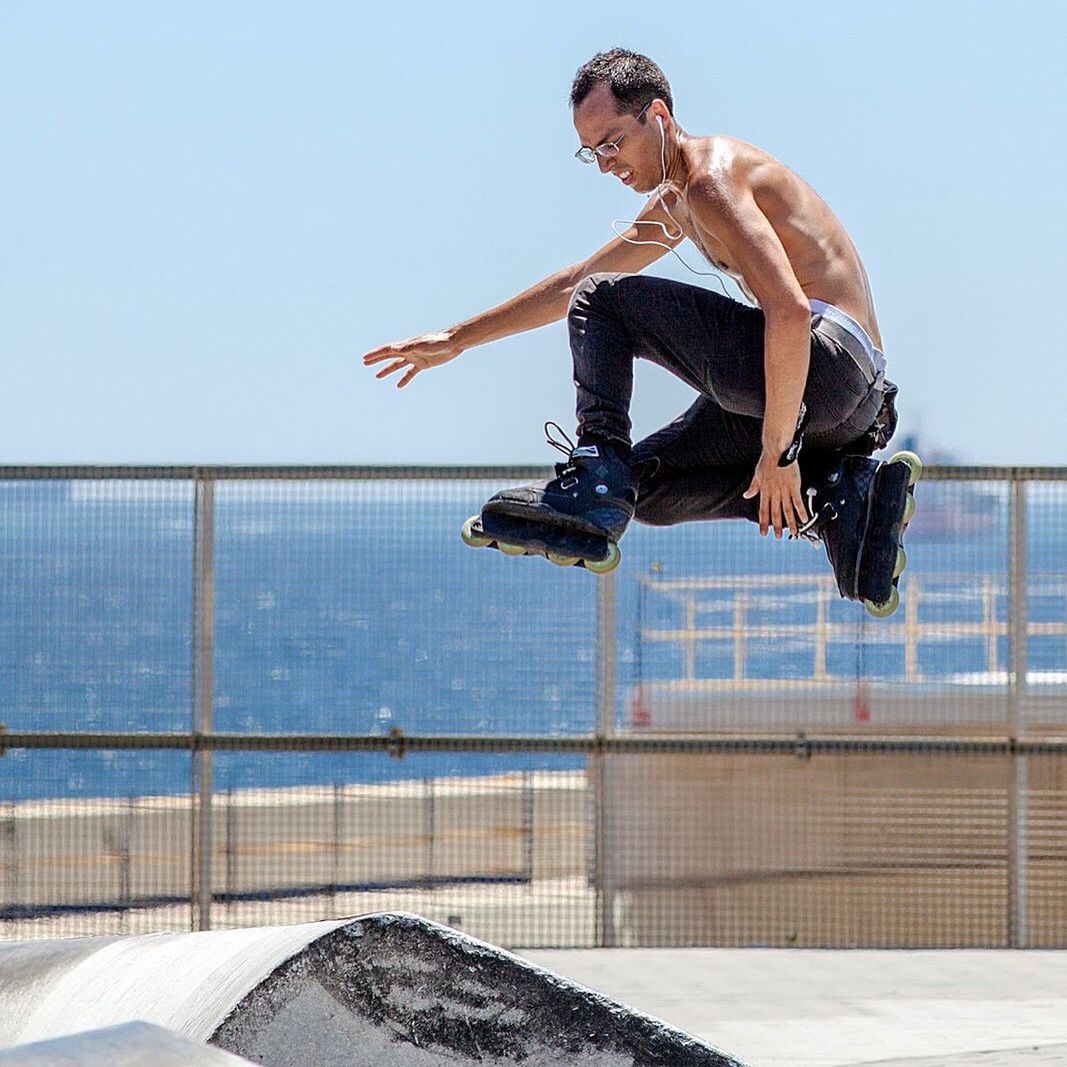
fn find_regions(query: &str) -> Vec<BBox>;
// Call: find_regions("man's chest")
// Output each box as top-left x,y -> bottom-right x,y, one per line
668,193 -> 754,297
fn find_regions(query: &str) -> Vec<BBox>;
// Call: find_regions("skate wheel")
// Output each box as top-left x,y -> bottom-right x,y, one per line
547,551 -> 580,567
894,546 -> 907,578
863,586 -> 900,618
460,516 -> 491,548
902,494 -> 916,525
888,450 -> 923,487
584,543 -> 621,575
497,541 -> 526,557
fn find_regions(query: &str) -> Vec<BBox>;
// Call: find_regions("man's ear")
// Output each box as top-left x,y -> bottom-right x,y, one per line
648,99 -> 671,129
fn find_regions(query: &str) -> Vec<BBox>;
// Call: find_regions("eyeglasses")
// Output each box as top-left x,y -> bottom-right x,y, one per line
574,102 -> 651,164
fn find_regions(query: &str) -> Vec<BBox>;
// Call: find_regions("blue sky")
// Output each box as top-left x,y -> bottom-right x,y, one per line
2,1 -> 1064,464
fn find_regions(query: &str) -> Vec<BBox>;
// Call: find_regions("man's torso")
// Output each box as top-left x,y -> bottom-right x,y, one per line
660,135 -> 883,350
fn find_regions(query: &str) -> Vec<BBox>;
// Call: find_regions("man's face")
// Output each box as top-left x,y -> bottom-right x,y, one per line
573,83 -> 659,193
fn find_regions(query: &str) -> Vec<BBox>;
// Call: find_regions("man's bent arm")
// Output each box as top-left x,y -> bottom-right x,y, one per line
687,180 -> 811,451
687,177 -> 811,535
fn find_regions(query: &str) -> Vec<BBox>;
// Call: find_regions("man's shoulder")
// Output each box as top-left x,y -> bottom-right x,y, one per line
687,134 -> 766,165
685,136 -> 791,204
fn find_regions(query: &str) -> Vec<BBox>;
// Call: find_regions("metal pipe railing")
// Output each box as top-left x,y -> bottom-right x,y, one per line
1,463 -> 1066,481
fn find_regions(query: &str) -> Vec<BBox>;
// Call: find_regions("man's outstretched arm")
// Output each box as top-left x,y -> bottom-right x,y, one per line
362,197 -> 681,388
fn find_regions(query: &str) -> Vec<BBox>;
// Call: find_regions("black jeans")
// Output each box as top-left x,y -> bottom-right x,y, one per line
566,272 -> 886,526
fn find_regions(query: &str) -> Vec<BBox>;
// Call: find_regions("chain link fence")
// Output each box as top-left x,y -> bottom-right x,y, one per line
1,465 -> 1065,948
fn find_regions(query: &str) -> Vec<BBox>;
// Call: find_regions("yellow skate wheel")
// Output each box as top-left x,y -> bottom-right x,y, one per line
460,516 -> 491,548
584,543 -> 621,575
547,551 -> 579,567
863,586 -> 900,618
888,450 -> 923,486
497,541 -> 526,556
894,546 -> 907,578
902,494 -> 916,525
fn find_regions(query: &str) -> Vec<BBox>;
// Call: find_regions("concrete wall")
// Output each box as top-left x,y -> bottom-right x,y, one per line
603,750 -> 1067,947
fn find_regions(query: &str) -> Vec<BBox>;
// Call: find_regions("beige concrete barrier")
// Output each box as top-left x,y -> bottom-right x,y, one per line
0,772 -> 589,913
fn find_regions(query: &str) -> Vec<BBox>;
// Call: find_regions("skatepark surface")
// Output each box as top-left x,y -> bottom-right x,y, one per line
523,947 -> 1067,1066
1,913 -> 1066,1065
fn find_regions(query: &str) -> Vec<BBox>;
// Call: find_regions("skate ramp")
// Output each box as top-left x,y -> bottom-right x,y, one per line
0,1022 -> 253,1066
0,913 -> 747,1066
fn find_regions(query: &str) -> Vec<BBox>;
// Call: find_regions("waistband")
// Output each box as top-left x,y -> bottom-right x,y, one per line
809,299 -> 887,382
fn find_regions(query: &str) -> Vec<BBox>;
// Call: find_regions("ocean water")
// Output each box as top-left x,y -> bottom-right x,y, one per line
1,476 -> 1064,801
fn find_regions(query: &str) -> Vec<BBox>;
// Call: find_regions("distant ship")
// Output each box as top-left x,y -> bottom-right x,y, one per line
889,434 -> 999,540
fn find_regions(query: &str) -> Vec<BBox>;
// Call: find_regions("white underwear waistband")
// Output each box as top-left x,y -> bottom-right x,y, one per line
809,299 -> 887,378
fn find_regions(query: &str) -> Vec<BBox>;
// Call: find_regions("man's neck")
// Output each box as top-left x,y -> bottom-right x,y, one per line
662,130 -> 692,189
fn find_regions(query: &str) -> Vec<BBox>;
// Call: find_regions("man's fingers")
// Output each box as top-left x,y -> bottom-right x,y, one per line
763,487 -> 779,538
374,358 -> 408,380
397,366 -> 419,388
788,489 -> 805,538
365,344 -> 413,366
771,487 -> 797,539
787,480 -> 807,539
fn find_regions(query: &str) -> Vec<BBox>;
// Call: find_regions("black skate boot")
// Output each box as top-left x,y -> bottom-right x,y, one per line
798,450 -> 922,617
460,423 -> 638,573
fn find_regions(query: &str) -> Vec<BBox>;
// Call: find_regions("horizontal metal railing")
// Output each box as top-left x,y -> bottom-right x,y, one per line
2,464 -> 1067,481
4,731 -> 1067,756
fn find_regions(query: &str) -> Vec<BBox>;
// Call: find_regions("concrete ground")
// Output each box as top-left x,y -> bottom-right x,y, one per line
520,949 -> 1067,1067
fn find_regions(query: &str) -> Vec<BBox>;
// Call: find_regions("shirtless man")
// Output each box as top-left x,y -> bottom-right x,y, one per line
364,49 -> 917,613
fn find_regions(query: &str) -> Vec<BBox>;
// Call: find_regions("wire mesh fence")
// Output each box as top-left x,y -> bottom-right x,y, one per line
1,465 -> 1065,948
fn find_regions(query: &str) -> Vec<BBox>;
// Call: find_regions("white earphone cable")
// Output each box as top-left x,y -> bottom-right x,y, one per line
610,114 -> 729,295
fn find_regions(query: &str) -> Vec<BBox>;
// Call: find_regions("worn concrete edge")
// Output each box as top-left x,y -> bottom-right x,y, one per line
0,1021 -> 255,1066
212,912 -> 750,1066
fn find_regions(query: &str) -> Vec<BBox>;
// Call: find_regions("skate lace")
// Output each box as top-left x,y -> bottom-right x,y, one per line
795,488 -> 838,543
544,422 -> 581,485
544,421 -> 577,458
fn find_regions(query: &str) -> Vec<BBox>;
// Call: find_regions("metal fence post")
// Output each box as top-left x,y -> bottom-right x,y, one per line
1008,476 -> 1029,948
191,475 -> 215,931
332,783 -> 343,900
593,570 -> 617,947
424,777 -> 436,885
522,770 -> 535,883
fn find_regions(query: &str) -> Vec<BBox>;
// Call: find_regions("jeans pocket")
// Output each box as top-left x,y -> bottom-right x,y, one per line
805,335 -> 871,431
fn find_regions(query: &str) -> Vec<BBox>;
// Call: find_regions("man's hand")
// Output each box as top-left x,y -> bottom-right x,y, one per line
743,453 -> 808,538
362,331 -> 464,388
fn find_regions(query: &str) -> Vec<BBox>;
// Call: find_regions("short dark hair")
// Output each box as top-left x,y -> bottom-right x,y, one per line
569,48 -> 674,117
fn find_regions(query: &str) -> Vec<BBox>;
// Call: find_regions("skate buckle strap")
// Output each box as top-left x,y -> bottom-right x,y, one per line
543,421 -> 621,496
544,421 -> 581,486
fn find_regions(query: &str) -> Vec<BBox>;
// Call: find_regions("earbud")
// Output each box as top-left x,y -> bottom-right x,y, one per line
656,115 -> 664,131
